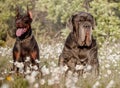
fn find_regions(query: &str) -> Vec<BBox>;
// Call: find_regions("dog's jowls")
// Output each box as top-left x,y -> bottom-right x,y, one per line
59,12 -> 99,76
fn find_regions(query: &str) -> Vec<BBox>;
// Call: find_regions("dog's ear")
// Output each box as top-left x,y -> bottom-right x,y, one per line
27,6 -> 33,20
67,15 -> 74,31
16,6 -> 20,18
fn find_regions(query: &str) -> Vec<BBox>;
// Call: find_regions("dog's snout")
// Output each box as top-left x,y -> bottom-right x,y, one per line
83,24 -> 91,28
83,21 -> 91,29
16,23 -> 23,28
16,19 -> 24,28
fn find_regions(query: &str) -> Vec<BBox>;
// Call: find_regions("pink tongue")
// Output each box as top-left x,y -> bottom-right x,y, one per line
16,28 -> 26,37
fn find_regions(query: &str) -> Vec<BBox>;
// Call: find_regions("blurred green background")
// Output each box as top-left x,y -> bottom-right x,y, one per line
0,0 -> 120,46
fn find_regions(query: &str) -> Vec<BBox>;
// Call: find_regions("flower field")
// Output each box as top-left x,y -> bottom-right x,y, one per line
0,40 -> 120,88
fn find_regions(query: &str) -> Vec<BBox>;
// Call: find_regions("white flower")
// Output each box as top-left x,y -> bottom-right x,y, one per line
48,79 -> 54,85
32,65 -> 38,70
52,75 -> 60,83
63,65 -> 68,72
2,69 -> 7,74
9,60 -> 14,64
86,65 -> 92,70
75,65 -> 84,70
104,74 -> 108,77
1,83 -> 9,88
44,54 -> 49,59
50,61 -> 56,67
35,59 -> 40,63
9,71 -> 15,74
2,53 -> 5,56
40,79 -> 45,85
72,76 -> 78,83
25,57 -> 30,62
31,71 -> 39,77
19,68 -> 24,74
41,65 -> 50,76
60,65 -> 68,73
33,83 -> 39,88
105,64 -> 110,68
107,70 -> 112,75
0,77 -> 4,80
24,68 -> 31,74
25,71 -> 38,83
26,75 -> 35,84
83,72 -> 90,78
65,75 -> 78,88
97,76 -> 101,80
65,77 -> 72,88
101,66 -> 105,70
67,71 -> 73,77
92,81 -> 101,88
73,72 -> 78,78
14,62 -> 24,69
106,80 -> 114,88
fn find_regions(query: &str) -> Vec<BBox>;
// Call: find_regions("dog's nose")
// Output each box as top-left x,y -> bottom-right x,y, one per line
83,24 -> 90,28
16,23 -> 23,27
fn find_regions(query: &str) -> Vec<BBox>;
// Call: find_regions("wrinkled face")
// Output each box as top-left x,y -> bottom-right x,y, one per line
15,9 -> 32,37
67,12 -> 95,46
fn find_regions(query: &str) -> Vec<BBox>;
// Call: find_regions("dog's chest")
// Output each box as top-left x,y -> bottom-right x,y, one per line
21,44 -> 30,51
72,46 -> 90,56
78,48 -> 89,61
78,48 -> 90,56
19,40 -> 34,54
66,47 -> 91,67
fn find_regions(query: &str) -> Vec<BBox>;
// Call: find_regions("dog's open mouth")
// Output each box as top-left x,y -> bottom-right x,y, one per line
16,28 -> 27,37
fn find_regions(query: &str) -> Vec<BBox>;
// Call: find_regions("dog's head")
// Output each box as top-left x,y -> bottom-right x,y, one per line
67,12 -> 96,46
15,7 -> 32,37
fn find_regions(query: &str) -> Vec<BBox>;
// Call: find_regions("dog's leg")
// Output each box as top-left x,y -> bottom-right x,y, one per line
22,57 -> 27,72
13,51 -> 20,73
88,58 -> 99,77
92,58 -> 99,76
30,51 -> 39,70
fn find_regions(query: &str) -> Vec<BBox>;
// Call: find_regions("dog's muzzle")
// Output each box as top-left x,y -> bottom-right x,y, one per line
78,22 -> 92,46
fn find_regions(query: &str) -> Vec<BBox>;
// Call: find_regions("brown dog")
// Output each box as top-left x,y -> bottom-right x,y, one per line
12,7 -> 39,73
59,12 -> 99,76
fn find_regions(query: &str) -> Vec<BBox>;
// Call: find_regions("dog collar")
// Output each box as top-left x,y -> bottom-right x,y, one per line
17,34 -> 33,43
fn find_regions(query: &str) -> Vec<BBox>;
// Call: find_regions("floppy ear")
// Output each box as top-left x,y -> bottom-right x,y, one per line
67,15 -> 74,31
27,6 -> 33,20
